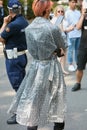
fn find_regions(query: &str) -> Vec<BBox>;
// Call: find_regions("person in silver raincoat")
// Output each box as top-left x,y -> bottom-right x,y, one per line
8,0 -> 66,130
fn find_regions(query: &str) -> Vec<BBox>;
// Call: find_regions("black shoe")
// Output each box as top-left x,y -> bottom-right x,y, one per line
54,122 -> 65,130
27,126 -> 38,130
72,83 -> 81,91
7,114 -> 18,124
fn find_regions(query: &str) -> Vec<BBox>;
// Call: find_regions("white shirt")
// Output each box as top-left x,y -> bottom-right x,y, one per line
64,9 -> 81,38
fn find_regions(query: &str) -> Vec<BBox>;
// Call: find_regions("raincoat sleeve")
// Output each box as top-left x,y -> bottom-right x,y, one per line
52,25 -> 66,51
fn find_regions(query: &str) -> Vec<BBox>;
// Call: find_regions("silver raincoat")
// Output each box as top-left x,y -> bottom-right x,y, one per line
8,17 -> 66,127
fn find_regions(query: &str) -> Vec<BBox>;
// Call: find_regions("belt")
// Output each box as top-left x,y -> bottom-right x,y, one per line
3,48 -> 28,59
17,50 -> 28,56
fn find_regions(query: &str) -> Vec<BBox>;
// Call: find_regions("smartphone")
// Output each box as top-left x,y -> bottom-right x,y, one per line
55,15 -> 64,26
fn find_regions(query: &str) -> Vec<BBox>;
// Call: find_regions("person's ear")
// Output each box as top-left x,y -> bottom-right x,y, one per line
46,9 -> 50,14
44,9 -> 50,18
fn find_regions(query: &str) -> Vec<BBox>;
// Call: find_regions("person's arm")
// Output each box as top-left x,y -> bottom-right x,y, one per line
62,19 -> 75,33
53,26 -> 66,56
76,9 -> 85,30
0,15 -> 12,33
64,25 -> 75,32
0,15 -> 12,44
76,15 -> 84,30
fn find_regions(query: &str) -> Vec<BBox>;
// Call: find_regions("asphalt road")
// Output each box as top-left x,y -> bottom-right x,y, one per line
0,44 -> 87,130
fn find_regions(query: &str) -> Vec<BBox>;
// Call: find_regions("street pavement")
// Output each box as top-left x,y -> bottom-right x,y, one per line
0,44 -> 87,130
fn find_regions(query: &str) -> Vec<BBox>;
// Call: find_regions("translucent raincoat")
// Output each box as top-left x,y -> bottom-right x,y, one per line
8,17 -> 66,127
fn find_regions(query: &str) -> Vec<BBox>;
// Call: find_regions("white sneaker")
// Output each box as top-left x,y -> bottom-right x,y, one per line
68,65 -> 76,72
74,64 -> 77,70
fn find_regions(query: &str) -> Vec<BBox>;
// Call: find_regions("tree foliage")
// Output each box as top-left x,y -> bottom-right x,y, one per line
3,0 -> 34,19
3,0 -> 81,21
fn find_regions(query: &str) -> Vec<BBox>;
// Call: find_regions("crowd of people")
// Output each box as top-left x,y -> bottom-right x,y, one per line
51,0 -> 81,73
0,0 -> 87,130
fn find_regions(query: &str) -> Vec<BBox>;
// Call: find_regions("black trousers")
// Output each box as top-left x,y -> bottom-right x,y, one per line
27,122 -> 65,130
54,122 -> 65,130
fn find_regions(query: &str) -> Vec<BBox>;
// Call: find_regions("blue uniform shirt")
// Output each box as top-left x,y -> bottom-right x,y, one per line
1,14 -> 29,51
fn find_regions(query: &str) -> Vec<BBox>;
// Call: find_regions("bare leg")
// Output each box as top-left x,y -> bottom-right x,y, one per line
60,54 -> 69,75
76,70 -> 83,83
71,69 -> 83,91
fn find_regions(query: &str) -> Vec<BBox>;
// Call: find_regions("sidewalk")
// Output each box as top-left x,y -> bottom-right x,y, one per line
0,45 -> 87,130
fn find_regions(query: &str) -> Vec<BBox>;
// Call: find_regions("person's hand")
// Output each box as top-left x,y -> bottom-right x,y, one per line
60,48 -> 65,55
68,25 -> 75,31
81,8 -> 87,17
54,48 -> 65,57
65,24 -> 75,32
3,15 -> 12,24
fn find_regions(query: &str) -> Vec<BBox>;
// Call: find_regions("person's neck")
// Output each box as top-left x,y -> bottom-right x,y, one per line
43,13 -> 50,19
70,7 -> 75,11
11,14 -> 17,19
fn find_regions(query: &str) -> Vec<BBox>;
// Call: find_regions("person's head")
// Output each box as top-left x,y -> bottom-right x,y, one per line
32,0 -> 53,18
69,0 -> 77,10
0,0 -> 3,6
54,5 -> 65,17
7,0 -> 22,17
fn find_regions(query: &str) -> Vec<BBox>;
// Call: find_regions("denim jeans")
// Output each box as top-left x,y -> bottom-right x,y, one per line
67,37 -> 80,64
6,54 -> 27,91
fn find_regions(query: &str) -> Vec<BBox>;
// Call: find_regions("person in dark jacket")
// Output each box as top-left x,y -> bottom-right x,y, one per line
0,0 -> 29,124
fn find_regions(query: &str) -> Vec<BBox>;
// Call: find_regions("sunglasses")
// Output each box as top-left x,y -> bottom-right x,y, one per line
57,10 -> 64,13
